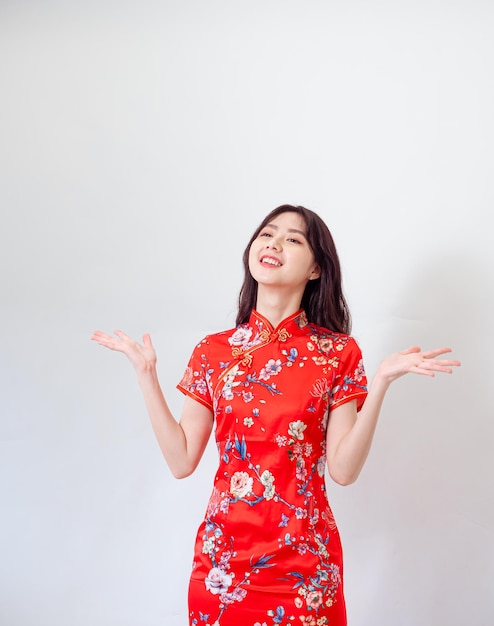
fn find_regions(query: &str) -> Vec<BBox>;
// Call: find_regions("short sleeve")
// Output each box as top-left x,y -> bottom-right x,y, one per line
176,337 -> 213,411
330,336 -> 368,411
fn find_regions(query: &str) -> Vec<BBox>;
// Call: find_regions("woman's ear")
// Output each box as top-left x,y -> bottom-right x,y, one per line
309,265 -> 321,280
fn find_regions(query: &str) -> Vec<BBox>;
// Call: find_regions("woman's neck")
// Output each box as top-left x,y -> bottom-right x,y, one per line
254,288 -> 303,329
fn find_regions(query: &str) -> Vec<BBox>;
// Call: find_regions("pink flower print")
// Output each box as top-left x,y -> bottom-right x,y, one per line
310,378 -> 330,400
316,455 -> 326,477
228,326 -> 253,347
218,550 -> 232,570
295,507 -> 307,519
317,337 -> 333,353
224,586 -> 247,603
315,535 -> 329,559
206,487 -> 222,517
295,462 -> 308,481
229,471 -> 253,498
219,497 -> 230,514
312,356 -> 327,366
194,377 -> 208,396
259,358 -> 282,381
221,368 -> 241,401
180,365 -> 194,388
202,538 -> 214,554
354,359 -> 366,381
288,420 -> 307,441
260,470 -> 275,501
274,434 -> 288,447
306,590 -> 323,610
322,506 -> 336,531
219,585 -> 248,606
293,442 -> 304,456
205,567 -> 233,595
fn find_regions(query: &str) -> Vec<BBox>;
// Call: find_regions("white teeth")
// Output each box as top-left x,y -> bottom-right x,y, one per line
261,257 -> 281,266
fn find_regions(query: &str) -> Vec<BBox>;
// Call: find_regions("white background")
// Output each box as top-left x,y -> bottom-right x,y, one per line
1,1 -> 493,625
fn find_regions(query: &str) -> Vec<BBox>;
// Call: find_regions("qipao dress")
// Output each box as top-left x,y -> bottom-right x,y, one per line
177,309 -> 368,626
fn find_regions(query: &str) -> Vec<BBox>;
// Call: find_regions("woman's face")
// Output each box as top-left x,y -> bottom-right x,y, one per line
248,211 -> 321,292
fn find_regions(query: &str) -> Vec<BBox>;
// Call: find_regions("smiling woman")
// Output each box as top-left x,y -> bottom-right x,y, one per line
247,212 -> 321,305
91,204 -> 460,626
238,206 -> 349,334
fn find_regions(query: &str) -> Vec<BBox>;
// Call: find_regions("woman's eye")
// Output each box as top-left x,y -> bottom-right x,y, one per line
287,237 -> 301,244
260,232 -> 272,238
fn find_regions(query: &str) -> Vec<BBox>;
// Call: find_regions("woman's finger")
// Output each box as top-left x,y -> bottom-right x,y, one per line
422,347 -> 453,359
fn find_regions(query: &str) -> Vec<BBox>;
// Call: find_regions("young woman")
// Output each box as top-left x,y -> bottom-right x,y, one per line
92,205 -> 460,626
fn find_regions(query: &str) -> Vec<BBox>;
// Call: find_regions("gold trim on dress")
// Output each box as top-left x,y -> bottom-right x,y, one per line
277,328 -> 292,342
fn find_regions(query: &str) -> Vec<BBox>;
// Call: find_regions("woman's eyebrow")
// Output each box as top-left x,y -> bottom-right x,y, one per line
265,223 -> 307,237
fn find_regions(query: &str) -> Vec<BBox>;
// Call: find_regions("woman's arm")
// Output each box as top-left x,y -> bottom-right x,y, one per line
325,346 -> 461,486
91,330 -> 214,479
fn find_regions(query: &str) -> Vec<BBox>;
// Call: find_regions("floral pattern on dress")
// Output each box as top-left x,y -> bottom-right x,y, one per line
179,310 -> 368,626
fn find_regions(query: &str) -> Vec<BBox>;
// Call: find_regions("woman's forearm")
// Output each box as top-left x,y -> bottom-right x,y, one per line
326,345 -> 460,486
91,330 -> 213,478
327,375 -> 391,485
136,367 -> 193,478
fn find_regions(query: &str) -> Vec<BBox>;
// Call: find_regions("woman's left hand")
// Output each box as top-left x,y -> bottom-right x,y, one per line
377,346 -> 461,383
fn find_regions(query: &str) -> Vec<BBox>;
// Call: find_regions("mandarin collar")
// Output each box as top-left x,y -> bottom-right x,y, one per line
248,309 -> 309,342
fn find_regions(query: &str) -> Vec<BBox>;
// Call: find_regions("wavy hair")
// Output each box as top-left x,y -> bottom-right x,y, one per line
236,204 -> 351,334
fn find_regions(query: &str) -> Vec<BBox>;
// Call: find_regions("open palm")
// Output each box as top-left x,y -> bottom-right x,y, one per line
378,345 -> 460,382
91,330 -> 157,373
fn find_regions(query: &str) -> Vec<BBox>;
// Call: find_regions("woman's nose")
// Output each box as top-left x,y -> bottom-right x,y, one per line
266,236 -> 282,251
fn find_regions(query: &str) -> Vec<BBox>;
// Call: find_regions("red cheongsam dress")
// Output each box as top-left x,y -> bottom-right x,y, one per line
177,309 -> 368,626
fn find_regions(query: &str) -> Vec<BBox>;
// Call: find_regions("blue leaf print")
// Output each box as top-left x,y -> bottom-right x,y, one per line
250,553 -> 276,569
288,347 -> 298,362
274,605 -> 285,624
222,453 -> 229,464
284,533 -> 292,545
287,571 -> 306,589
234,433 -> 247,460
198,612 -> 210,622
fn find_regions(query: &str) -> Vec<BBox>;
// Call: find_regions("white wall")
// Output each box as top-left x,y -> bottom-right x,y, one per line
1,1 -> 492,625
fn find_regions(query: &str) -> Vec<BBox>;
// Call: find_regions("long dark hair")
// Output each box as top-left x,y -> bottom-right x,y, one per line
236,204 -> 351,334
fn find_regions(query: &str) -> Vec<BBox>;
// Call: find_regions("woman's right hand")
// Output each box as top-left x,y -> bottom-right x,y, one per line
91,330 -> 157,373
